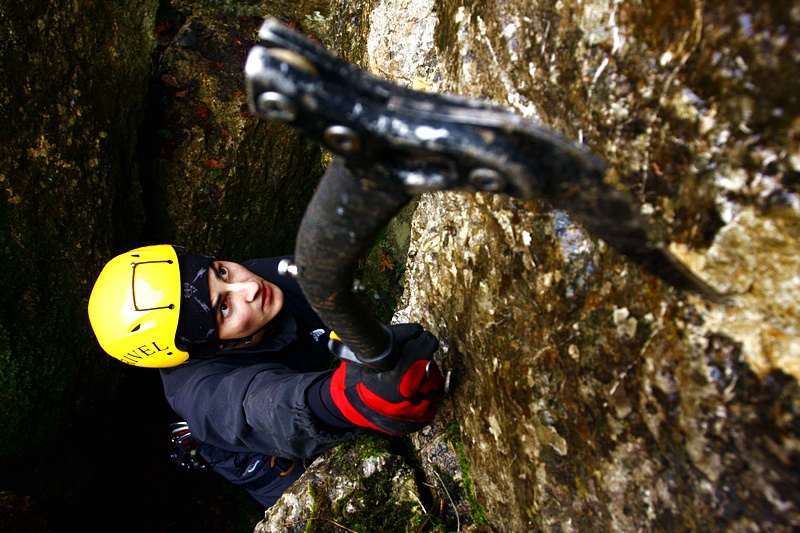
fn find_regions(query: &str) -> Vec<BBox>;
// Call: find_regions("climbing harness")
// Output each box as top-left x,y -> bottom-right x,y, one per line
169,421 -> 298,477
244,18 -> 724,368
170,421 -> 208,470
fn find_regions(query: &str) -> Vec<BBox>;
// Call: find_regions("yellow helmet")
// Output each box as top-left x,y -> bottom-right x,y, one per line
88,245 -> 189,368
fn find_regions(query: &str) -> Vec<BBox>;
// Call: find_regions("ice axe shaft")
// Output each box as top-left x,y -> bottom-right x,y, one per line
244,18 -> 724,367
293,158 -> 409,368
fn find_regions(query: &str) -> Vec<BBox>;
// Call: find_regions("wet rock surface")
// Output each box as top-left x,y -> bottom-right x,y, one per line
360,0 -> 800,531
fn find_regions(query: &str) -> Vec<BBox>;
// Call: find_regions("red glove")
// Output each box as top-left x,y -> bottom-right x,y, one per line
328,324 -> 445,435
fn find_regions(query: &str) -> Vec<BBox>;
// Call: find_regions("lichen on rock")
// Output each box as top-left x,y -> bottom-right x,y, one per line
256,434 -> 429,533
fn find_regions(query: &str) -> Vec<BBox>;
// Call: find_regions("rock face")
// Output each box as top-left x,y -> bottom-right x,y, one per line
256,435 -> 428,533
268,0 -> 800,531
363,0 -> 800,531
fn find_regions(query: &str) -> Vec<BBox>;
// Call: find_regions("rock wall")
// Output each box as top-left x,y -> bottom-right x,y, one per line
377,0 -> 800,531
0,0 -> 158,501
142,7 -> 326,258
266,0 -> 800,531
256,434 -> 430,533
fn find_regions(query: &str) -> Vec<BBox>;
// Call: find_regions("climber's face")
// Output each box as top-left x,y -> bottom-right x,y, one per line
207,260 -> 285,343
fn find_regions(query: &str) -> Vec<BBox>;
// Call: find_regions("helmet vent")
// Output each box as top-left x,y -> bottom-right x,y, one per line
131,324 -> 141,332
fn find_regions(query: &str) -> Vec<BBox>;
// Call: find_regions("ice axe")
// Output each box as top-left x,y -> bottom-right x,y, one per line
244,17 -> 723,370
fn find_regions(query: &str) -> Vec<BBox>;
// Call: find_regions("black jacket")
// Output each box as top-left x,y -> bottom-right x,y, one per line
160,257 -> 362,505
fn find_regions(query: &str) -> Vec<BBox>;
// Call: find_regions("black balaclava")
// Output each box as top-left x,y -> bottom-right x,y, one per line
175,251 -> 220,352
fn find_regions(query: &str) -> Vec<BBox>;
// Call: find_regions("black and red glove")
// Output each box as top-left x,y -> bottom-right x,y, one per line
325,323 -> 445,435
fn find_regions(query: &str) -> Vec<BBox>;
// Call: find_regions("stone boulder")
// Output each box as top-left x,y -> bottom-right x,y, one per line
257,435 -> 429,533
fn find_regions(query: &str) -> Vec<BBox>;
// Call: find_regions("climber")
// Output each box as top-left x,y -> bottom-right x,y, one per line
87,243 -> 445,509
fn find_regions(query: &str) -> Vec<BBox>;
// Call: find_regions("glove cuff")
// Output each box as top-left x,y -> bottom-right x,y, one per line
327,363 -> 387,432
307,374 -> 359,433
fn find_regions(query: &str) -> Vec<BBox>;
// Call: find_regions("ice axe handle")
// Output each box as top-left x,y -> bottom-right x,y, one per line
242,18 -> 570,367
245,18 -> 725,367
293,158 -> 410,369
